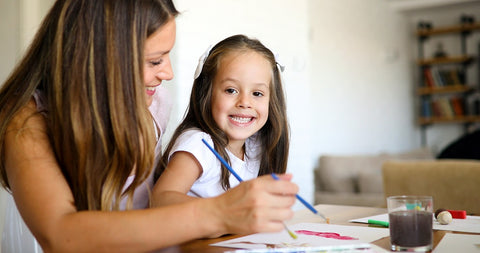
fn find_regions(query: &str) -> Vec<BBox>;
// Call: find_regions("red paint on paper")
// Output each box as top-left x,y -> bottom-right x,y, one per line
295,230 -> 358,240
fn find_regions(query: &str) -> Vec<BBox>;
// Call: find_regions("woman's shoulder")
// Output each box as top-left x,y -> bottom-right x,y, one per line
7,98 -> 46,133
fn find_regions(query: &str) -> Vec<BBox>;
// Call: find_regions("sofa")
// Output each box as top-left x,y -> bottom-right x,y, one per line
382,159 -> 480,215
313,148 -> 434,207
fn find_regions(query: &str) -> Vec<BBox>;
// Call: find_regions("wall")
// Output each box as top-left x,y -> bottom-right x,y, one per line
308,0 -> 417,158
0,1 -> 20,87
0,2 -> 20,250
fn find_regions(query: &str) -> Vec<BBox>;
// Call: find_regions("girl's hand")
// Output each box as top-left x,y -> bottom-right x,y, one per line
207,174 -> 298,237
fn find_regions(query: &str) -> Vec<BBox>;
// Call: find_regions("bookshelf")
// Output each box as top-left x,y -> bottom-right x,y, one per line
416,19 -> 480,145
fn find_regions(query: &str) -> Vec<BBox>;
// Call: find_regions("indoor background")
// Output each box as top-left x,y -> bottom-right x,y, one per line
1,0 -> 479,249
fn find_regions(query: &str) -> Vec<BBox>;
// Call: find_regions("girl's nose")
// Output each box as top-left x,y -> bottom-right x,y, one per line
237,93 -> 252,108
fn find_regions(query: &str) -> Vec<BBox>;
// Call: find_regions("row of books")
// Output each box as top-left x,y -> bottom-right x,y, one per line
421,97 -> 465,118
423,67 -> 465,87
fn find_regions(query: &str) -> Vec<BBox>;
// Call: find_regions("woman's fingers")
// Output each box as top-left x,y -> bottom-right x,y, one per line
255,174 -> 298,195
212,176 -> 298,235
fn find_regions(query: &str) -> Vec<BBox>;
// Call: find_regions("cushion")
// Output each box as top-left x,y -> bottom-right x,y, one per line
357,171 -> 383,193
316,148 -> 434,193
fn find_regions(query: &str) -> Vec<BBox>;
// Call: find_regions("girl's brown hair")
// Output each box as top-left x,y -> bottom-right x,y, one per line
156,34 -> 289,190
0,0 -> 178,211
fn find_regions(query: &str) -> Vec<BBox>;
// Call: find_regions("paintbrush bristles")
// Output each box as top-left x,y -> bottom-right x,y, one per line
283,222 -> 297,239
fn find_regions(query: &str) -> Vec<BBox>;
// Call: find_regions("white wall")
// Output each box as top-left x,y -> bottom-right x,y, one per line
0,1 -> 20,87
0,2 -> 20,250
308,0 -> 418,157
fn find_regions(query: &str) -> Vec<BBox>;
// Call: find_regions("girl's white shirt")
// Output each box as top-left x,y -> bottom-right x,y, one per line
1,86 -> 171,252
168,128 -> 261,198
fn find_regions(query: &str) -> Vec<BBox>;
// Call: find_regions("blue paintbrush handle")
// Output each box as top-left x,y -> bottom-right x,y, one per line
202,139 -> 298,239
202,139 -> 327,222
271,173 -> 327,221
202,139 -> 243,182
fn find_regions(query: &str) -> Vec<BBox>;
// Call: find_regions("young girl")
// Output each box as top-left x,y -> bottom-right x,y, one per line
152,35 -> 290,205
0,1 -> 298,252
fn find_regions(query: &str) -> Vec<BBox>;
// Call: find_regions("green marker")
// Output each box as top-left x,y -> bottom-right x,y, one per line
368,219 -> 389,227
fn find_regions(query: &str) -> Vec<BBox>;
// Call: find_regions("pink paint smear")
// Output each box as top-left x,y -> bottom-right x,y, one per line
295,230 -> 358,240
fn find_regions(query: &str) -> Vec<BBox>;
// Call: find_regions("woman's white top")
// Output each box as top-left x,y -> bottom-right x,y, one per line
1,86 -> 171,252
167,128 -> 261,198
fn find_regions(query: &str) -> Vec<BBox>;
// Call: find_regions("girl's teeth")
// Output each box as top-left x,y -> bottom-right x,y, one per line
146,87 -> 155,91
231,116 -> 252,123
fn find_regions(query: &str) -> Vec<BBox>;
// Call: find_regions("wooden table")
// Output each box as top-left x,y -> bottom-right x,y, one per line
156,204 -> 456,252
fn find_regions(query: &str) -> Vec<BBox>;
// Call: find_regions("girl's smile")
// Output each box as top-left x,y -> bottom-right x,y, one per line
229,114 -> 255,126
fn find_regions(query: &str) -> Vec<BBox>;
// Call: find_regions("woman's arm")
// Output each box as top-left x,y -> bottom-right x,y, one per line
151,151 -> 203,207
5,101 -> 218,252
5,100 -> 298,252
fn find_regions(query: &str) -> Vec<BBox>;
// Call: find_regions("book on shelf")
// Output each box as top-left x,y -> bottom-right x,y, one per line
438,98 -> 455,117
449,69 -> 462,85
423,97 -> 466,118
422,67 -> 465,87
450,97 -> 464,116
421,98 -> 432,117
423,68 -> 435,87
431,67 -> 444,86
430,100 -> 443,117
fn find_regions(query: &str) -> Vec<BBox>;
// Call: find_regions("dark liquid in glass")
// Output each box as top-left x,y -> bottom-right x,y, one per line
389,210 -> 432,248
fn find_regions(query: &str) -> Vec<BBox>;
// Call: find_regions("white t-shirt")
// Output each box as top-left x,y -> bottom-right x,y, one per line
168,128 -> 261,198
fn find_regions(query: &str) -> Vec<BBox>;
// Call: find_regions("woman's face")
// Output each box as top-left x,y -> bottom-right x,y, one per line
143,19 -> 176,107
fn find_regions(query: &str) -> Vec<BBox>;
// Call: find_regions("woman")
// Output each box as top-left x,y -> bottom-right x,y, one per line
0,0 -> 298,252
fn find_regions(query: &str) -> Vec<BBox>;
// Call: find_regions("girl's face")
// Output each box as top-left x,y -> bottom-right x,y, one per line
211,50 -> 271,148
143,19 -> 176,107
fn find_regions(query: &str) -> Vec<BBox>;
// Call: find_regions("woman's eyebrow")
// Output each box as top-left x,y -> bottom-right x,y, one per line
145,50 -> 170,58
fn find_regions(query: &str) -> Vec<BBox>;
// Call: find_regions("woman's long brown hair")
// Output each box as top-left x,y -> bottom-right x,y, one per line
0,0 -> 178,211
156,35 -> 290,190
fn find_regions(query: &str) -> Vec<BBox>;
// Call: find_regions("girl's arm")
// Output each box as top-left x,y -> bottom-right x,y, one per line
5,100 -> 298,252
151,151 -> 203,207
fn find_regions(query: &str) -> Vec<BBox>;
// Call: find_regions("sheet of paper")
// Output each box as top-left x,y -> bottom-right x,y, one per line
225,244 -> 390,253
433,233 -> 480,253
211,223 -> 389,250
349,213 -> 480,234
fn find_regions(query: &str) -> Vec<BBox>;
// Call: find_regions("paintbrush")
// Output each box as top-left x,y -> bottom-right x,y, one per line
201,139 -> 298,239
270,174 -> 329,224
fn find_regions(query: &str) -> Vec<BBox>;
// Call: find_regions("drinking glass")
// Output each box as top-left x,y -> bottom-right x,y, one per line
387,195 -> 433,252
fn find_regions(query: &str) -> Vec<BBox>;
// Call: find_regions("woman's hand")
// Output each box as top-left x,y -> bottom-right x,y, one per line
205,174 -> 298,237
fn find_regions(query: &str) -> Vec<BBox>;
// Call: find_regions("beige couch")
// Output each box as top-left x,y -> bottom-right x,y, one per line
382,160 -> 480,215
313,148 -> 434,207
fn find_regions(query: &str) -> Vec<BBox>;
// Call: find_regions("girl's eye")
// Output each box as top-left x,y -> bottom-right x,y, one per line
225,88 -> 237,94
253,91 -> 264,97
